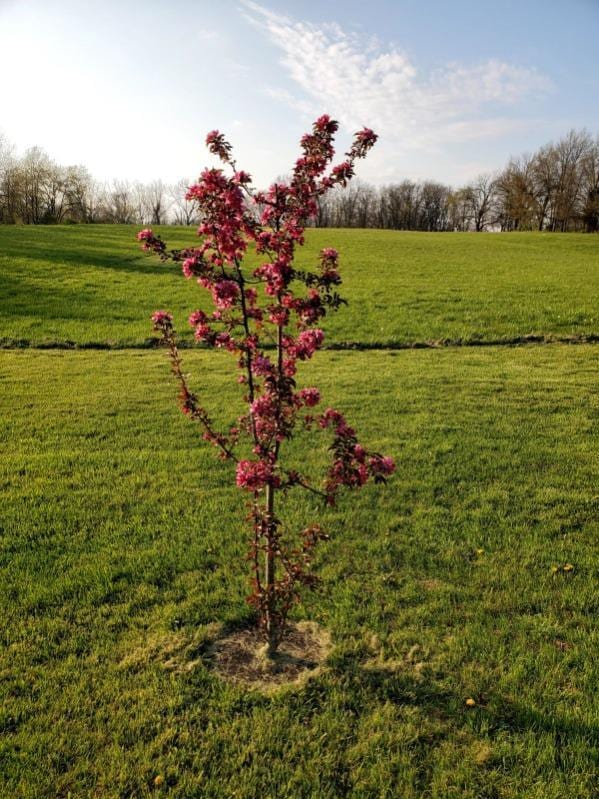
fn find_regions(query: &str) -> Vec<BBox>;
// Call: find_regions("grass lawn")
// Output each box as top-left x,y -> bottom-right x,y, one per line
0,225 -> 598,347
1,345 -> 597,798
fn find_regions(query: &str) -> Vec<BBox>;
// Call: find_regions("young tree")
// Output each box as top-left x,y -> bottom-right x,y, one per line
139,117 -> 395,655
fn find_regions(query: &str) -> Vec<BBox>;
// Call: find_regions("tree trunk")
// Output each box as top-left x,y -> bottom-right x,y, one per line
264,482 -> 277,655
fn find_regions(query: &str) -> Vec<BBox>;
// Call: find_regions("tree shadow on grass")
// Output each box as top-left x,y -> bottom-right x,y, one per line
1,238 -> 172,277
332,659 -> 598,746
0,272 -> 112,325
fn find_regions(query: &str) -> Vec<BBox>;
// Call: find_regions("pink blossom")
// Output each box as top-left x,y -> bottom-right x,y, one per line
331,161 -> 354,186
211,279 -> 240,310
254,261 -> 291,295
357,464 -> 369,485
268,306 -> 289,326
295,291 -> 324,326
297,388 -> 320,407
215,332 -> 233,349
250,394 -> 278,440
251,355 -> 275,377
351,127 -> 378,158
151,310 -> 173,326
205,130 -> 232,162
251,395 -> 276,417
368,455 -> 396,477
236,459 -> 279,491
283,359 -> 297,377
234,170 -> 252,184
137,228 -> 166,254
194,323 -> 212,342
182,257 -> 198,278
292,328 -> 324,360
320,247 -> 338,262
319,407 -> 354,437
314,115 -> 339,134
353,444 -> 366,463
188,310 -> 208,327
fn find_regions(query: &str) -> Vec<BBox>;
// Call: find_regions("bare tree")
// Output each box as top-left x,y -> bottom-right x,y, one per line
463,173 -> 497,231
171,178 -> 200,225
495,155 -> 537,231
63,165 -> 96,222
581,136 -> 599,233
419,182 -> 451,231
107,180 -> 136,223
19,147 -> 54,223
0,133 -> 17,222
146,180 -> 169,225
550,130 -> 592,231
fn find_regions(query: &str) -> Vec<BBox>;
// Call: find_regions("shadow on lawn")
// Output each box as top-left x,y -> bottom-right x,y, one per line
310,664 -> 597,766
1,239 -> 169,277
0,272 -> 108,323
223,656 -> 598,750
354,665 -> 596,739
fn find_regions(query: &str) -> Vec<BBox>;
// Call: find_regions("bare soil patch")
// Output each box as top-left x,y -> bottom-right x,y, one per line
206,621 -> 331,691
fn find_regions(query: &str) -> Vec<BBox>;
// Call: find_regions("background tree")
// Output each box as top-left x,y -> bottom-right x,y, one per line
171,178 -> 200,225
1,128 -> 598,231
581,135 -> 599,233
463,173 -> 497,232
495,155 -> 536,231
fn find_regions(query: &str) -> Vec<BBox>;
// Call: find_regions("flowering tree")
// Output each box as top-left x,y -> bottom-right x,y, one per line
138,116 -> 395,655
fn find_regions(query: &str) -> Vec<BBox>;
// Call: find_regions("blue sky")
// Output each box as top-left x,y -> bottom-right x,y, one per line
0,0 -> 597,186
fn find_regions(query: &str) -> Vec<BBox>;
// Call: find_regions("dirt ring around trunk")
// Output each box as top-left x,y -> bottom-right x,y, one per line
205,620 -> 331,691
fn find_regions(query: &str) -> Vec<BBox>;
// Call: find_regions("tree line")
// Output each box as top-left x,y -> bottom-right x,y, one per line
1,129 -> 598,231
0,137 -> 199,226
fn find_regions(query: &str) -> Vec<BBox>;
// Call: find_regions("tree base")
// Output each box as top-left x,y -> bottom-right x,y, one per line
206,620 -> 331,691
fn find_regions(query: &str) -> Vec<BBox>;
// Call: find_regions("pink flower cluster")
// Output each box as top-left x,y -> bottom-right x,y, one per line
368,456 -> 396,478
206,130 -> 233,162
252,355 -> 275,377
254,261 -> 292,296
236,459 -> 280,491
151,310 -> 173,327
289,329 -> 324,360
137,228 -> 166,255
350,127 -> 378,159
182,256 -> 201,278
250,394 -> 278,441
296,388 -> 320,407
319,407 -> 396,500
211,279 -> 240,310
185,167 -> 252,264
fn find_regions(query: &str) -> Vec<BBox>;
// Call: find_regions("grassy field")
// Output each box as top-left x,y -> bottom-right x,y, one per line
1,227 -> 598,797
0,225 -> 598,347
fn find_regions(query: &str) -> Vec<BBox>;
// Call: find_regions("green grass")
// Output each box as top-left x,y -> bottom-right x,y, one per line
1,346 -> 597,798
1,226 -> 597,796
1,225 -> 598,347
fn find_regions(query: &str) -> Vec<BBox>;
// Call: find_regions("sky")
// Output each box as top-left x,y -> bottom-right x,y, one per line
0,0 -> 598,187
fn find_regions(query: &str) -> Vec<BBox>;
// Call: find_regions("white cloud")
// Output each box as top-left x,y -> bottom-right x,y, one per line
240,1 -> 552,153
197,29 -> 220,42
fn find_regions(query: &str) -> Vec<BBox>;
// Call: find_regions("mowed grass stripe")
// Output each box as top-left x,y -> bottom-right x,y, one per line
1,346 -> 597,797
1,225 -> 598,348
